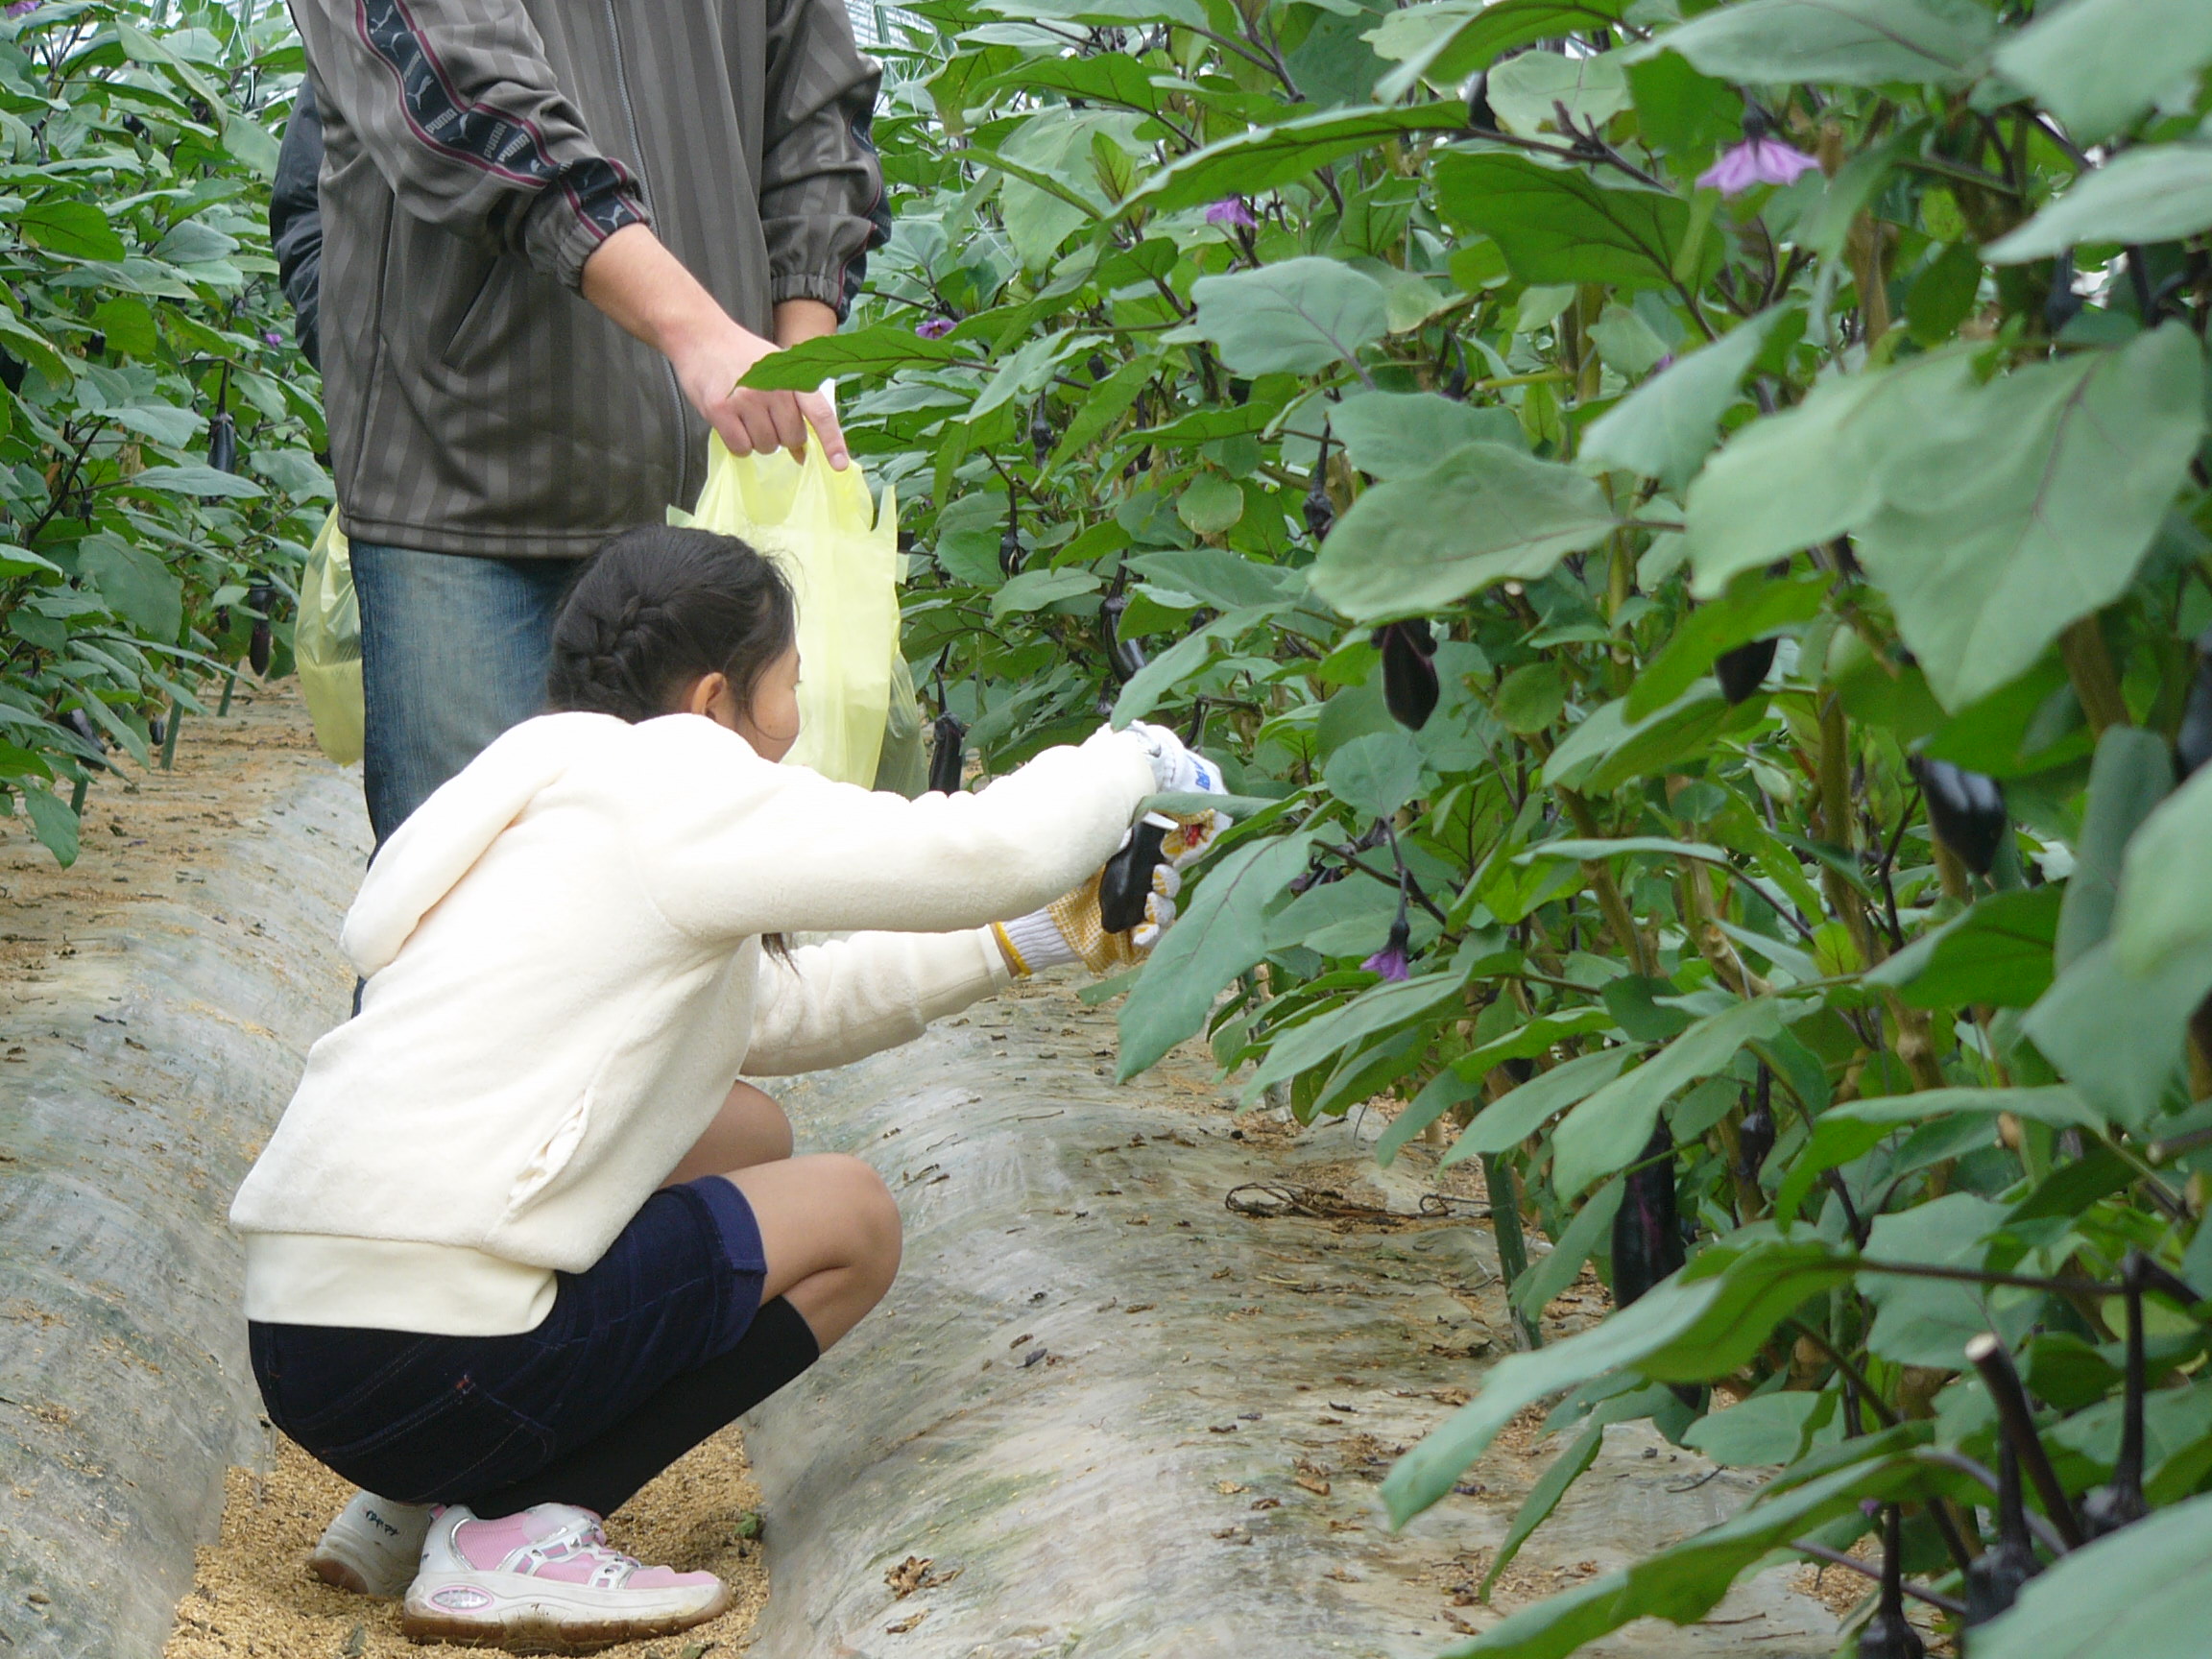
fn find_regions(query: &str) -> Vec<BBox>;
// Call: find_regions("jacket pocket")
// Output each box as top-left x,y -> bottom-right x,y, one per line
440,255 -> 512,373
506,1093 -> 592,1214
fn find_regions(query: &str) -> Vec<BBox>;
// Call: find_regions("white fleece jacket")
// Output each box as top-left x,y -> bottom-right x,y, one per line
229,710 -> 1158,1335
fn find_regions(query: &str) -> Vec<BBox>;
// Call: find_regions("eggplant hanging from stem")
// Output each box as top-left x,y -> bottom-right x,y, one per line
1855,1505 -> 1924,1659
246,576 -> 276,677
2175,626 -> 2212,780
926,711 -> 968,795
1373,618 -> 1438,730
1609,1123 -> 1684,1310
1736,1069 -> 1777,1186
2080,1251 -> 2150,1539
1715,637 -> 1778,704
1100,571 -> 1145,684
1030,401 -> 1053,470
1911,755 -> 2008,878
1304,423 -> 1334,543
1963,1442 -> 2042,1627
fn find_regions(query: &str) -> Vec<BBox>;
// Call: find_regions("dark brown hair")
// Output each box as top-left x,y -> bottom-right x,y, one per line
547,525 -> 797,725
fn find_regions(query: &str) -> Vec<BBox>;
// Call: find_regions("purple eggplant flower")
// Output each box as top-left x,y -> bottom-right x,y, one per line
914,315 -> 954,340
1204,197 -> 1258,231
263,329 -> 283,347
1361,914 -> 1412,982
5,3 -> 39,17
1696,136 -> 1820,199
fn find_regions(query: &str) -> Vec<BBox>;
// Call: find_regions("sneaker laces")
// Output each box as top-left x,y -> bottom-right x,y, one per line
493,1514 -> 648,1591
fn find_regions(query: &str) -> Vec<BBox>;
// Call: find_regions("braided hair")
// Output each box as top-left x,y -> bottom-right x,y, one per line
547,526 -> 796,725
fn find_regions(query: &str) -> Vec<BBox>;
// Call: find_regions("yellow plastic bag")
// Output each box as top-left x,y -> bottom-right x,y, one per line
295,508 -> 365,767
671,432 -> 902,789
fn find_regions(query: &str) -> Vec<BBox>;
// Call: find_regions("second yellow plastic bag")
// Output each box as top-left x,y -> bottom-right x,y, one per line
296,508 -> 365,767
671,432 -> 901,788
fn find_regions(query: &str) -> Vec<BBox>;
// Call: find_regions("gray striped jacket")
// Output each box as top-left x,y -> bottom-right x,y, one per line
292,0 -> 886,559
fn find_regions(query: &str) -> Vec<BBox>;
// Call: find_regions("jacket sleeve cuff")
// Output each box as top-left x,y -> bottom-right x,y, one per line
770,272 -> 851,312
523,158 -> 651,291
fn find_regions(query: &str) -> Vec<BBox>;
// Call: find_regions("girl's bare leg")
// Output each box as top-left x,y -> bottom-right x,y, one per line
662,1079 -> 792,1186
718,1155 -> 901,1350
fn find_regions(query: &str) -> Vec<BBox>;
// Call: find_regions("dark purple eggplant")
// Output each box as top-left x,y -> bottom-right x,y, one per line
1089,352 -> 1110,382
2044,252 -> 2084,335
207,410 -> 238,476
927,712 -> 968,795
998,527 -> 1024,578
1466,71 -> 1496,132
1609,1123 -> 1684,1309
1911,756 -> 2007,877
249,619 -> 273,675
63,707 -> 107,753
1736,1071 -> 1777,1185
1303,475 -> 1334,542
1963,1442 -> 2040,1627
1715,637 -> 1777,704
2080,1252 -> 2150,1540
1373,619 -> 1439,730
1030,407 -> 1053,470
85,330 -> 107,359
0,347 -> 23,395
1099,816 -> 1172,933
1856,1505 -> 1924,1659
1100,591 -> 1145,683
2175,626 -> 2212,779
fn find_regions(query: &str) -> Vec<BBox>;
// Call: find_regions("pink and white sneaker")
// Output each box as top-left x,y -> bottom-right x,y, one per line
400,1503 -> 729,1652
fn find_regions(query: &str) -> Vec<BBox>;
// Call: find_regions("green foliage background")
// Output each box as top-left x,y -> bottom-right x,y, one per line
1,0 -> 325,866
756,0 -> 2212,1651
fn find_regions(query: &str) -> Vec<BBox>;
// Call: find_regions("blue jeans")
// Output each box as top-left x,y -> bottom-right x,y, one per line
352,543 -> 576,845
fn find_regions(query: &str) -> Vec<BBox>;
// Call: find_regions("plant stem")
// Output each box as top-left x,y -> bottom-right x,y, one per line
2060,616 -> 2129,735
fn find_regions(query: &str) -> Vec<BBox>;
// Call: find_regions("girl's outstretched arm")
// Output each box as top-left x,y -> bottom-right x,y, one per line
742,928 -> 1012,1076
621,719 -> 1166,943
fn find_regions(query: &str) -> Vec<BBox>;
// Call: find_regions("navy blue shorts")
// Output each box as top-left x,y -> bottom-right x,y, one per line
249,1176 -> 768,1506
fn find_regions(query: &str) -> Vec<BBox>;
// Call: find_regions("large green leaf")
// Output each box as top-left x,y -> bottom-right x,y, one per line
1120,105 -> 1471,217
1988,145 -> 2212,264
2114,747 -> 2212,984
2022,933 -> 2212,1129
2056,727 -> 2173,974
1971,1491 -> 2212,1659
1117,833 -> 1312,1078
1863,885 -> 2062,1009
1368,0 -> 1635,102
1857,327 -> 2204,709
1863,1193 -> 2032,1367
1683,348 -> 1974,596
1329,391 -> 1524,479
77,534 -> 182,641
1433,151 -> 1708,292
1582,309 -> 1781,492
1993,0 -> 2212,146
737,324 -> 965,390
1190,257 -> 1389,378
1382,1233 -> 1859,1522
1634,0 -> 1997,89
17,200 -> 128,262
1311,442 -> 1617,620
989,567 -> 1099,617
1241,974 -> 1464,1096
1551,997 -> 1789,1198
22,786 -> 81,867
127,464 -> 266,500
1512,1178 -> 1623,1319
1484,48 -> 1629,141
1443,1046 -> 1639,1166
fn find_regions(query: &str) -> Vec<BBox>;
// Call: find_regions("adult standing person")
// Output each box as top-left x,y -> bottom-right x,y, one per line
281,0 -> 887,845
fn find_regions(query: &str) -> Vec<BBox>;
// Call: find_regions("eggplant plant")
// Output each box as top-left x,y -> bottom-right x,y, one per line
689,0 -> 2212,1650
0,0 -> 328,864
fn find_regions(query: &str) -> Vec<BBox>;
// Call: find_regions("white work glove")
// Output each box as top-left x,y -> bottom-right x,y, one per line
1124,719 -> 1225,798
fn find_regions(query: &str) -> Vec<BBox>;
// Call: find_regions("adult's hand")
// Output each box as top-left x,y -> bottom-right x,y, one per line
581,223 -> 850,470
